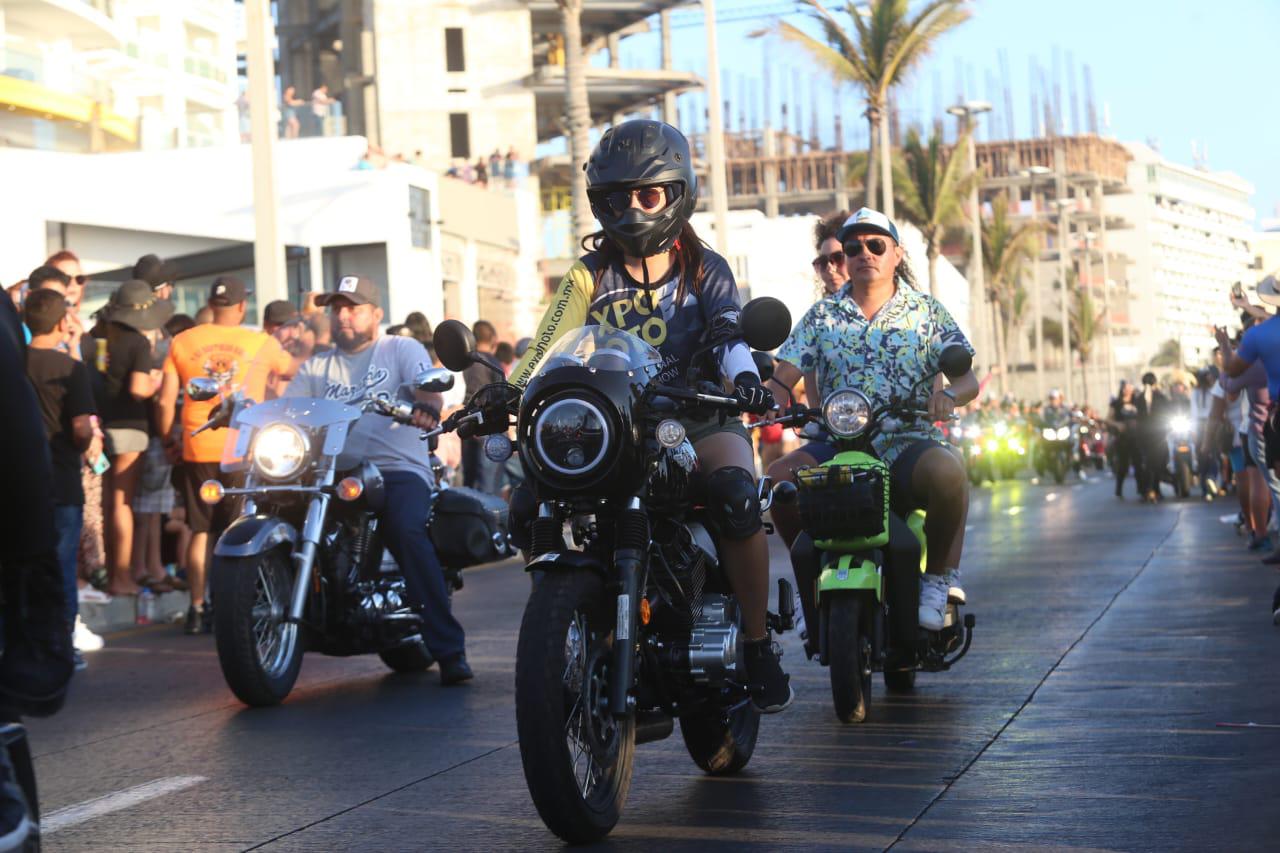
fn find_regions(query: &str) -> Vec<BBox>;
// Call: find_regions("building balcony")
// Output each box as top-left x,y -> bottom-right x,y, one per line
0,44 -> 135,144
526,1 -> 689,44
527,64 -> 700,142
0,0 -> 124,50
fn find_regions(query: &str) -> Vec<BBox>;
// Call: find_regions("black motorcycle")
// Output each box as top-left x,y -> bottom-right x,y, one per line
1036,410 -> 1075,484
187,365 -> 511,707
432,299 -> 794,843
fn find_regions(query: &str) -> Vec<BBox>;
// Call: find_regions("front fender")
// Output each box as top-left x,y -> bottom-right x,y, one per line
525,550 -> 607,576
214,514 -> 298,558
817,555 -> 881,601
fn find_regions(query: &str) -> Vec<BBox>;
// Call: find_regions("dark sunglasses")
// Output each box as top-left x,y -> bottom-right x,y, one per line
591,183 -> 681,217
811,250 -> 846,270
842,237 -> 889,257
71,275 -> 88,285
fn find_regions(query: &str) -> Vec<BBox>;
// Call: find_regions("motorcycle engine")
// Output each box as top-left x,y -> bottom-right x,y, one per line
650,523 -> 739,686
674,594 -> 739,687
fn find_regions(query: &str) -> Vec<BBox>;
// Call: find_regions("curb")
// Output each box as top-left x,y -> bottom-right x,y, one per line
79,590 -> 192,635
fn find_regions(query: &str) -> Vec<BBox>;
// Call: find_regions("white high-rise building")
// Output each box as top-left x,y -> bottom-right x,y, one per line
0,0 -> 238,152
1107,142 -> 1255,367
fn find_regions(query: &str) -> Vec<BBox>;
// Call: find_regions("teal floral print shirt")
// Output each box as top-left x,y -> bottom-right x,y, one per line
776,283 -> 974,465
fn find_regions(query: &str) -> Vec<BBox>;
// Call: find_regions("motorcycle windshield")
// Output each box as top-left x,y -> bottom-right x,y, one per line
222,396 -> 363,473
216,342 -> 366,473
528,326 -> 664,383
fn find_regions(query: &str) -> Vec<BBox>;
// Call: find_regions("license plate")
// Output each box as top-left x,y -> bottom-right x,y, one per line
1177,445 -> 1189,453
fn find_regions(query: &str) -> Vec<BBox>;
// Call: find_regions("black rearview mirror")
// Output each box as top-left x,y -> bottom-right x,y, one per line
939,345 -> 973,380
434,320 -> 476,373
739,297 -> 791,352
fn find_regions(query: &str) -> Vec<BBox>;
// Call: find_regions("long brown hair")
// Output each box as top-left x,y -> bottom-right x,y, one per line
580,221 -> 709,304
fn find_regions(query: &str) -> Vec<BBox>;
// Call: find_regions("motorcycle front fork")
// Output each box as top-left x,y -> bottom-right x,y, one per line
288,493 -> 331,623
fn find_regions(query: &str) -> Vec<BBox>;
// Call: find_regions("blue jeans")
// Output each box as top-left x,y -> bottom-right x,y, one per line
379,471 -> 466,660
53,505 -> 83,629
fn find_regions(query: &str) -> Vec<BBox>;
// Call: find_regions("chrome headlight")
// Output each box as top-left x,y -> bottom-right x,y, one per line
533,397 -> 611,476
822,390 -> 871,438
1041,427 -> 1056,440
252,423 -> 309,480
1056,426 -> 1071,440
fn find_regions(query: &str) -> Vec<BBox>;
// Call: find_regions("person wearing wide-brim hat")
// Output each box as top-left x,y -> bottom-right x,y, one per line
98,279 -> 171,598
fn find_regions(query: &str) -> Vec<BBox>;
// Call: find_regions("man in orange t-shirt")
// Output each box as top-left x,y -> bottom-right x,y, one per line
157,275 -> 293,633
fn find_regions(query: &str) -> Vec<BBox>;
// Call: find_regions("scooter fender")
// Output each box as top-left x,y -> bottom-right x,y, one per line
525,550 -> 608,576
816,555 -> 882,602
214,514 -> 298,558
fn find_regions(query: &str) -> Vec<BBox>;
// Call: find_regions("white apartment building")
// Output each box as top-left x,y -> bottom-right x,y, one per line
1107,142 -> 1255,367
0,0 -> 238,152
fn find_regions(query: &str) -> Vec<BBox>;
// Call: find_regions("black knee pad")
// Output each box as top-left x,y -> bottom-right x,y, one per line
705,466 -> 762,541
508,484 -> 536,551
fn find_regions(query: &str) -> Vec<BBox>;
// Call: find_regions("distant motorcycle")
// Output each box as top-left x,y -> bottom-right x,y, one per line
1076,416 -> 1107,472
1165,415 -> 1198,499
1036,412 -> 1074,484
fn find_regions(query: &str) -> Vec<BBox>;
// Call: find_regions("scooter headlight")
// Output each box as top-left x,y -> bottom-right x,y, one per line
1056,426 -> 1071,440
822,390 -> 872,438
252,423 -> 309,480
1042,427 -> 1057,441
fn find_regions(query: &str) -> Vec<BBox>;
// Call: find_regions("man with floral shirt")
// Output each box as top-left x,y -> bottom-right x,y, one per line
765,208 -> 979,632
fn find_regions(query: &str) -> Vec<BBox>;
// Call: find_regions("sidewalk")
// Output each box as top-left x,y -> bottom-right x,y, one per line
79,589 -> 191,635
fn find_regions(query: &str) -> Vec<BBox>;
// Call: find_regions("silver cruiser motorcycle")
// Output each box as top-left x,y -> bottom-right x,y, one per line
187,355 -> 511,707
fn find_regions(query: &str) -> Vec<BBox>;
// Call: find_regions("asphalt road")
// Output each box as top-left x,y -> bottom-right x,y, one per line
30,475 -> 1280,852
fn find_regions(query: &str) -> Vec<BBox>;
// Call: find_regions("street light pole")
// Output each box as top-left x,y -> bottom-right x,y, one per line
1021,165 -> 1051,401
245,0 -> 286,303
948,101 -> 992,390
702,0 -> 730,255
1055,193 -> 1074,403
1097,178 -> 1116,397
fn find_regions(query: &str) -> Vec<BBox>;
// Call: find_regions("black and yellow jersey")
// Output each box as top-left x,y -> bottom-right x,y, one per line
509,248 -> 755,389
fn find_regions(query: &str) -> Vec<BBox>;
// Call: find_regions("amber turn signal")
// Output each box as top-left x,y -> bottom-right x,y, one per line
199,480 -> 224,505
639,597 -> 651,626
336,477 -> 364,502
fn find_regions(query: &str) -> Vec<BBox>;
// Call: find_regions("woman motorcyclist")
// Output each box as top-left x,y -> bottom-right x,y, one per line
505,119 -> 792,713
764,208 -> 979,633
1107,380 -> 1143,499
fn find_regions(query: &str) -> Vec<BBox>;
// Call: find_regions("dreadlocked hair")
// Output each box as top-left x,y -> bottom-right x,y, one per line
581,221 -> 708,303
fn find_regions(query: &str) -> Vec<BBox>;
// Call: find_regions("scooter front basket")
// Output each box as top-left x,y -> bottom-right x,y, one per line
794,460 -> 890,549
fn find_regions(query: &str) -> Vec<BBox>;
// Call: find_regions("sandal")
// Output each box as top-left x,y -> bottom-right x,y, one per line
139,576 -> 176,594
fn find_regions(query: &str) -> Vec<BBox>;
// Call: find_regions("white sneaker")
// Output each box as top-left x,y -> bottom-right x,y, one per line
78,586 -> 112,605
73,616 -> 104,652
942,569 -> 966,605
919,574 -> 949,631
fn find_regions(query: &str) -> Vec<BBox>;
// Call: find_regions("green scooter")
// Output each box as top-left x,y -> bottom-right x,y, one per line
772,346 -> 976,723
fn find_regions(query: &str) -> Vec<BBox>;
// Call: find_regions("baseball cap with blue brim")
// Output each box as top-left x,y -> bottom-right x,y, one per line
838,207 -> 901,245
315,275 -> 379,307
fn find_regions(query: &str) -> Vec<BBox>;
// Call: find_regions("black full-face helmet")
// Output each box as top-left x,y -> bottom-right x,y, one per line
584,119 -> 698,259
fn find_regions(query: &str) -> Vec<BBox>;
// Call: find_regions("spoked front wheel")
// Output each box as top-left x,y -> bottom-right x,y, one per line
515,570 -> 634,843
212,551 -> 304,707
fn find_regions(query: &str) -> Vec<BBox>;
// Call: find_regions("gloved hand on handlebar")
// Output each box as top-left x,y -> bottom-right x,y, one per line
411,401 -> 440,430
733,372 -> 775,416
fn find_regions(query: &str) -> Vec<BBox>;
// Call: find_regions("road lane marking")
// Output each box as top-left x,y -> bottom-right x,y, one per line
43,776 -> 206,834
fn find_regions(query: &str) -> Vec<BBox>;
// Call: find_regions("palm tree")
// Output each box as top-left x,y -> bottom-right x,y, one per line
758,0 -> 969,218
982,194 -> 1041,394
892,126 -> 972,297
558,0 -> 593,244
1069,283 -> 1106,403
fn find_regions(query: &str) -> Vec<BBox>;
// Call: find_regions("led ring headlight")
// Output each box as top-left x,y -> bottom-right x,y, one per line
1056,426 -> 1071,440
822,389 -> 871,438
252,423 -> 309,480
533,397 -> 612,476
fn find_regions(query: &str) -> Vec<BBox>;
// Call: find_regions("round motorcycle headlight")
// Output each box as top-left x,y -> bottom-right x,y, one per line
1170,415 -> 1191,433
1056,426 -> 1071,440
252,423 -> 309,480
822,390 -> 871,438
985,438 -> 999,452
1042,427 -> 1056,440
533,397 -> 611,476
993,421 -> 1009,437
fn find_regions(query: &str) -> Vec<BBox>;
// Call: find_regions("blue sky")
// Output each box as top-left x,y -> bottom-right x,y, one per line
614,0 -> 1280,225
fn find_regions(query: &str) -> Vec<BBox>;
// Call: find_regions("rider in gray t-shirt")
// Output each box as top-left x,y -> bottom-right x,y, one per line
286,275 -> 473,684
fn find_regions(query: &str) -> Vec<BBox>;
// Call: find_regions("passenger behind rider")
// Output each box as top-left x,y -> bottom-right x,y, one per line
764,208 -> 979,633
284,275 -> 473,686
505,119 -> 792,713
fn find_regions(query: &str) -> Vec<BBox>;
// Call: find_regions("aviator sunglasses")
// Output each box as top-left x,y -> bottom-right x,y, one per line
842,236 -> 890,257
592,183 -> 682,217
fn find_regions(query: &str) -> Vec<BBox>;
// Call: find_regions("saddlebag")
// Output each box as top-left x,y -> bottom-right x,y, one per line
430,487 -> 511,569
